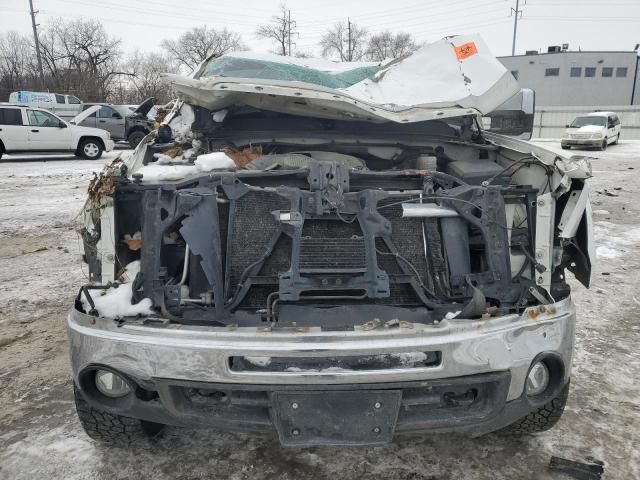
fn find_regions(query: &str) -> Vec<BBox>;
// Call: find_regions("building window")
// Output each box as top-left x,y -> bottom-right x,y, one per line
585,67 -> 596,77
545,68 -> 560,77
602,67 -> 613,77
570,67 -> 582,77
616,67 -> 628,77
511,70 -> 519,80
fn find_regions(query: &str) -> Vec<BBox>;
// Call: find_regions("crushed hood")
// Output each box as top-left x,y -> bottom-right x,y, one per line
164,34 -> 520,124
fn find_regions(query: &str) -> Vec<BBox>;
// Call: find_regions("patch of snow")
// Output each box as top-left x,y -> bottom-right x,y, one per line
168,103 -> 195,139
195,151 -> 236,171
154,149 -> 193,165
594,224 -> 640,259
80,260 -> 153,318
445,310 -> 462,320
153,153 -> 174,164
593,210 -> 610,215
596,246 -> 620,259
135,164 -> 200,182
119,259 -> 141,282
135,151 -> 236,182
244,356 -> 271,367
213,109 -> 228,122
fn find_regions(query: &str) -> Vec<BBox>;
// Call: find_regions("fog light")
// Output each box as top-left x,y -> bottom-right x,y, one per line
95,370 -> 131,398
526,361 -> 550,396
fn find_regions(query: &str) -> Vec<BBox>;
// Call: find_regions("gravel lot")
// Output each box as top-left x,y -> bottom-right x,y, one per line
0,142 -> 638,480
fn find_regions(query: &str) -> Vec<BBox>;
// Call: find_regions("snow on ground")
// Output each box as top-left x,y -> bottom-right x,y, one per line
0,142 -> 639,479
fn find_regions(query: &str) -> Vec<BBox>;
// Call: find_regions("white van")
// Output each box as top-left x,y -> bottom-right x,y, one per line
561,111 -> 622,151
8,91 -> 83,120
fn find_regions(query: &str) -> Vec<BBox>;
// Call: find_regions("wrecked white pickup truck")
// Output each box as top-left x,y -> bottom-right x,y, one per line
68,34 -> 593,447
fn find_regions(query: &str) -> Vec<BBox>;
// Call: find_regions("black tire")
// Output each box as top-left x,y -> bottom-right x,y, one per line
499,381 -> 570,435
614,133 -> 620,145
599,139 -> 607,151
77,138 -> 104,160
74,384 -> 164,446
127,131 -> 146,149
561,145 -> 570,150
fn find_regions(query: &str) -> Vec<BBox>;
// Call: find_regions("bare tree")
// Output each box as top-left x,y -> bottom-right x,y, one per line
0,32 -> 37,99
319,21 -> 368,62
124,50 -> 177,104
365,31 -> 419,61
0,22 -> 180,105
255,3 -> 297,56
162,26 -> 243,71
36,18 -> 122,101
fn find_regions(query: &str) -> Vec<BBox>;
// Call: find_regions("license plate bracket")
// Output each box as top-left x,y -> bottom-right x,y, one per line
271,390 -> 401,446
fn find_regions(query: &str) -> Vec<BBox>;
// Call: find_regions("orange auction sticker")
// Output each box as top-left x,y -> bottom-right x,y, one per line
454,41 -> 478,60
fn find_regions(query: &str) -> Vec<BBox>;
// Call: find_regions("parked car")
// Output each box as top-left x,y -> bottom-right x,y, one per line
79,99 -> 155,148
0,104 -> 114,160
69,35 -> 593,448
8,91 -> 83,119
561,111 -> 621,150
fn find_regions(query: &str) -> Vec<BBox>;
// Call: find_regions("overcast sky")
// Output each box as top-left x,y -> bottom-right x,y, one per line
3,0 -> 640,58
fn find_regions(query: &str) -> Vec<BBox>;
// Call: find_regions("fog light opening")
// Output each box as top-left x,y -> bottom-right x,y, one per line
526,361 -> 550,397
94,370 -> 131,398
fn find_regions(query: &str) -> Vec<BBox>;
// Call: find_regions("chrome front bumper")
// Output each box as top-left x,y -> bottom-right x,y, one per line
68,297 -> 575,403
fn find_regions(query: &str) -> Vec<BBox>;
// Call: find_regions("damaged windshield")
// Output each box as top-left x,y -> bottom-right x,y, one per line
197,56 -> 381,89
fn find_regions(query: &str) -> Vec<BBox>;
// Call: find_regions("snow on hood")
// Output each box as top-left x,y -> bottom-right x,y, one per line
69,105 -> 101,125
164,34 -> 519,124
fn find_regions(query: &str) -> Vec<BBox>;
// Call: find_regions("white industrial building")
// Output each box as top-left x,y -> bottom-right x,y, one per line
498,47 -> 640,139
499,48 -> 640,107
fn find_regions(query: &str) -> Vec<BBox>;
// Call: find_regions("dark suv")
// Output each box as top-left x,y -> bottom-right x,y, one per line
79,98 -> 155,148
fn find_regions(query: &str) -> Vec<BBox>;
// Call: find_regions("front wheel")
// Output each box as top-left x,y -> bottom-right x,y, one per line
614,133 -> 620,145
499,381 -> 570,435
599,139 -> 607,151
127,131 -> 146,149
561,144 -> 570,150
74,384 -> 164,446
77,138 -> 104,160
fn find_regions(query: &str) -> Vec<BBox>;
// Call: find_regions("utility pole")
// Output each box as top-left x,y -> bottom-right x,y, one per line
347,18 -> 352,61
28,0 -> 46,90
510,0 -> 525,56
287,9 -> 291,56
